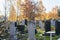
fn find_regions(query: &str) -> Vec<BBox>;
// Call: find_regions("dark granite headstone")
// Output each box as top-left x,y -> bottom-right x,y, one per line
25,19 -> 27,25
15,22 -> 17,27
55,20 -> 60,35
45,20 -> 51,32
17,25 -> 25,34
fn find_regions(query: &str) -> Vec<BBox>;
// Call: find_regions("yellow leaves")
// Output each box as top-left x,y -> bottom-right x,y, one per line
8,0 -> 59,21
20,0 -> 34,20
9,6 -> 17,21
35,11 -> 58,20
46,14 -> 50,20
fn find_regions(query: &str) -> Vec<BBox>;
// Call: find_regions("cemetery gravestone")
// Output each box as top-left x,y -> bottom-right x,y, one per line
39,20 -> 44,30
15,22 -> 17,27
25,19 -> 27,25
45,20 -> 51,32
55,20 -> 60,35
17,25 -> 25,34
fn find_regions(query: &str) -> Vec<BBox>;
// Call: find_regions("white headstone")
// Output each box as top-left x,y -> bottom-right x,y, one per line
21,20 -> 25,25
39,20 -> 44,30
51,20 -> 55,26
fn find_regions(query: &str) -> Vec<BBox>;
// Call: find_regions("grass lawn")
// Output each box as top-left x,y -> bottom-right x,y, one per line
36,26 -> 59,40
36,32 -> 59,40
46,36 -> 59,40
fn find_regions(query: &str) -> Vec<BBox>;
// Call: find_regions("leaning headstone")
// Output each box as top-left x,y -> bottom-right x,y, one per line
27,20 -> 36,40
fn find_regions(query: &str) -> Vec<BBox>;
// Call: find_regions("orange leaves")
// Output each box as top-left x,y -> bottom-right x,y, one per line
9,6 -> 17,21
20,0 -> 34,20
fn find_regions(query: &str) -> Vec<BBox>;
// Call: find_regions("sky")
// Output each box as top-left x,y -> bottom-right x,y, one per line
0,0 -> 60,15
0,0 -> 5,15
34,0 -> 60,12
